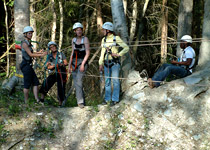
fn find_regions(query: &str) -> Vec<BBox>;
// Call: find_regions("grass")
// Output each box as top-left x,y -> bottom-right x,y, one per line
34,119 -> 56,138
0,123 -> 9,144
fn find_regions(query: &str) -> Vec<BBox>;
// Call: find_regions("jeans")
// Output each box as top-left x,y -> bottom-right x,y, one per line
152,63 -> 189,87
104,63 -> 120,102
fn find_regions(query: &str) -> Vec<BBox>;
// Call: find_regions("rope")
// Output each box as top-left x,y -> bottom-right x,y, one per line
35,69 -> 210,87
13,38 -> 210,52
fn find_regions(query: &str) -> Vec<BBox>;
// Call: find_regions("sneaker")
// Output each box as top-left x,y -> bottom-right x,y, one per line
110,101 -> 118,106
40,99 -> 44,103
102,101 -> 107,105
78,103 -> 85,109
139,69 -> 148,79
148,78 -> 155,89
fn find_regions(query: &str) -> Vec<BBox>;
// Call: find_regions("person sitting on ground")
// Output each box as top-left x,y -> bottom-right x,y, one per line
20,26 -> 47,104
39,41 -> 68,107
148,35 -> 196,88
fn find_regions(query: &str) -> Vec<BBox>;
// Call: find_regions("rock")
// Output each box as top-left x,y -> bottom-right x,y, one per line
164,108 -> 172,117
184,77 -> 202,85
101,136 -> 108,141
192,134 -> 201,141
133,102 -> 143,112
118,114 -> 124,120
132,92 -> 145,100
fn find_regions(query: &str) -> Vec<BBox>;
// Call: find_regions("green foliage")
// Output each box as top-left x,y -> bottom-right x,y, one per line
0,36 -> 5,44
6,0 -> 14,7
144,117 -> 150,131
7,104 -> 22,116
35,119 -> 56,138
0,123 -> 9,144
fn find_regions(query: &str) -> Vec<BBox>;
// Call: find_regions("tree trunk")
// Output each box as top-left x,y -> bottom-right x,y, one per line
129,0 -> 138,44
96,0 -> 103,36
111,0 -> 132,93
123,0 -> 127,15
3,0 -> 9,77
30,0 -> 37,50
79,0 -> 83,22
133,0 -> 150,58
58,0 -> 63,50
51,0 -> 56,42
176,0 -> 193,57
198,0 -> 210,68
161,0 -> 168,63
14,0 -> 30,74
89,9 -> 96,40
111,0 -> 132,79
85,0 -> 90,35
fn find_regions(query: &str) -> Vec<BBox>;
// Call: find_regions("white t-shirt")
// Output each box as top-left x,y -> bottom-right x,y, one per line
180,46 -> 196,73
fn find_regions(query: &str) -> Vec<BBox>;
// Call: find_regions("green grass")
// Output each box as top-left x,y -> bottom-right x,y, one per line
0,123 -> 9,144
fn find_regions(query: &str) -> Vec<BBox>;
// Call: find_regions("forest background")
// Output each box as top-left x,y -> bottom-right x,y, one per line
0,0 -> 207,105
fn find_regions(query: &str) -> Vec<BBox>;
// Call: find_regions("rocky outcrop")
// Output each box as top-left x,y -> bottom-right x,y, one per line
1,69 -> 210,150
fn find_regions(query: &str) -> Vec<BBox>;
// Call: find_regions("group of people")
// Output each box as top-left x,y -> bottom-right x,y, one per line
20,22 -> 129,108
20,21 -> 196,108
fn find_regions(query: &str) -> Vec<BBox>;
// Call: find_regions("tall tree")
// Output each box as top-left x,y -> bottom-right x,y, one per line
198,0 -> 210,68
51,0 -> 56,42
123,0 -> 127,15
176,0 -> 193,56
58,0 -> 63,50
129,0 -> 138,44
30,0 -> 37,50
160,0 -> 168,63
133,0 -> 149,57
96,0 -> 103,35
14,0 -> 30,74
3,0 -> 9,77
111,0 -> 132,79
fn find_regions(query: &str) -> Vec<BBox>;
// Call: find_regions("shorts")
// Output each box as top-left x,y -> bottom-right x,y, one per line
20,61 -> 39,89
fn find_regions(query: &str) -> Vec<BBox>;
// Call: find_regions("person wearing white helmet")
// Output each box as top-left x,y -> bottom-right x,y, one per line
68,22 -> 90,108
99,22 -> 129,106
20,26 -> 47,104
39,41 -> 68,107
148,35 -> 196,88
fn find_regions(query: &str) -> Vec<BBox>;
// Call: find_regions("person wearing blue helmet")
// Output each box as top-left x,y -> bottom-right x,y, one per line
39,41 -> 68,107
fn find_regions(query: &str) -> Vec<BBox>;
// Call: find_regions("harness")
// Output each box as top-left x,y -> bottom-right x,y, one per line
43,52 -> 67,102
71,36 -> 86,71
103,36 -> 120,68
21,39 -> 33,64
44,52 -> 67,82
180,47 -> 196,72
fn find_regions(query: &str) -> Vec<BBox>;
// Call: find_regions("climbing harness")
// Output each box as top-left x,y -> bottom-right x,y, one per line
70,36 -> 86,71
180,47 -> 196,72
103,35 -> 120,68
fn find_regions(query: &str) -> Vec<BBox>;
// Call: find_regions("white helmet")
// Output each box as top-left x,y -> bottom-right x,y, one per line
48,41 -> 57,48
73,22 -> 83,30
181,35 -> 192,43
102,22 -> 114,31
23,26 -> 34,33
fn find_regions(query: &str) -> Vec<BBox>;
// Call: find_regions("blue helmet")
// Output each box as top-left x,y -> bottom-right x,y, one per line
48,41 -> 57,49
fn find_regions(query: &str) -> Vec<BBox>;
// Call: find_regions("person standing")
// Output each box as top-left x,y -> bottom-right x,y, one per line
20,26 -> 47,104
99,22 -> 129,106
68,22 -> 90,108
39,41 -> 68,107
148,35 -> 196,88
